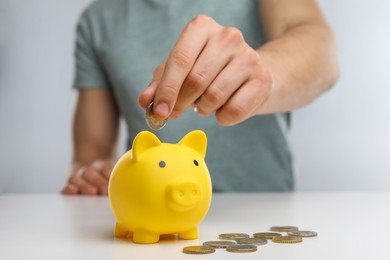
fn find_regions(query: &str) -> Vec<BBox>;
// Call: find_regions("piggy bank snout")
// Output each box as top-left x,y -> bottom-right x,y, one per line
167,181 -> 202,211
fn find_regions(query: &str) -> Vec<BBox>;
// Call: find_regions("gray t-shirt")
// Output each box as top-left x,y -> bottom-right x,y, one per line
73,0 -> 294,192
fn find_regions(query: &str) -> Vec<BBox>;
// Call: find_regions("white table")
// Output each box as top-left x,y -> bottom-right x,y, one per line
1,192 -> 389,259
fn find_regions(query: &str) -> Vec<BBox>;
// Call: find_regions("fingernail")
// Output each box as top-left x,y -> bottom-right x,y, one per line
169,110 -> 180,119
169,114 -> 179,120
193,105 -> 207,117
68,184 -> 77,191
155,102 -> 169,118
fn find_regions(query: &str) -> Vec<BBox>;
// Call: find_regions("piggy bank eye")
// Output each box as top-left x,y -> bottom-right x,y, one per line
159,161 -> 166,168
193,160 -> 199,166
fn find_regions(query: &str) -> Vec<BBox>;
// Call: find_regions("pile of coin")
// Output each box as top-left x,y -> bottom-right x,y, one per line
182,226 -> 318,254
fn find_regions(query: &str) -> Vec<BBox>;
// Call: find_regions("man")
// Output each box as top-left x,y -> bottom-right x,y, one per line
62,0 -> 339,195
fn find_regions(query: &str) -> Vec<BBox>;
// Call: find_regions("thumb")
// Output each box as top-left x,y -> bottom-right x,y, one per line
138,63 -> 165,109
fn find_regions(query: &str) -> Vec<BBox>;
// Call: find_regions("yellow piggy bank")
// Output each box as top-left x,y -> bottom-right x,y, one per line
109,130 -> 212,244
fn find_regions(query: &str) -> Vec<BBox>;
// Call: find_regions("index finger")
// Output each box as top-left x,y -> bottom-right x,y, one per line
153,15 -> 217,119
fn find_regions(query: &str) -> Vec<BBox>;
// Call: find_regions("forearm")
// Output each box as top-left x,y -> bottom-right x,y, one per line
72,89 -> 120,165
255,22 -> 339,115
73,127 -> 118,167
64,89 -> 119,195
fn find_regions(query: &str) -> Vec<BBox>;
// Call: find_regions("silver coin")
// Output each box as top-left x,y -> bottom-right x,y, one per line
235,237 -> 268,246
145,101 -> 167,130
253,232 -> 282,239
203,240 -> 236,248
270,226 -> 299,232
219,233 -> 250,240
287,230 -> 318,237
226,244 -> 257,253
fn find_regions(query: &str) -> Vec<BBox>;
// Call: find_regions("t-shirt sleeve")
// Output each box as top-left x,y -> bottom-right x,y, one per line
73,13 -> 110,89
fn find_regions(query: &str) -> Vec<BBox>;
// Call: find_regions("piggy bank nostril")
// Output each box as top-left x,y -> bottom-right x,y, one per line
168,181 -> 202,209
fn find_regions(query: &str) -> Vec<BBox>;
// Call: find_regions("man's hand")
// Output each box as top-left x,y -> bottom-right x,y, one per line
140,0 -> 339,125
61,160 -> 113,196
138,15 -> 273,126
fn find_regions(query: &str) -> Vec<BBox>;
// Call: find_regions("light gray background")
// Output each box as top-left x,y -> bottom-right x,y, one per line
0,0 -> 389,193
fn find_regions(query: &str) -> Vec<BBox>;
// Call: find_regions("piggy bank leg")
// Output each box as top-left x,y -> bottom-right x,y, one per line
179,227 -> 198,240
133,229 -> 160,244
114,223 -> 133,238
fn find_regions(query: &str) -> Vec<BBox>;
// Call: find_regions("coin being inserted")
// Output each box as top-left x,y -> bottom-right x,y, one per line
145,101 -> 167,130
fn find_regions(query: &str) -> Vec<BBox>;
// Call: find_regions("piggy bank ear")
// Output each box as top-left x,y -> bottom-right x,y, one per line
178,130 -> 207,157
132,131 -> 161,161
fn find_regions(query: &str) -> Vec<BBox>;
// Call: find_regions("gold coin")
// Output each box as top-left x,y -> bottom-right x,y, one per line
270,226 -> 299,232
287,230 -> 318,237
145,101 -> 167,130
235,237 -> 268,246
219,233 -> 250,240
253,232 -> 282,239
182,246 -> 216,254
226,244 -> 257,253
272,235 -> 303,244
203,240 -> 236,248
